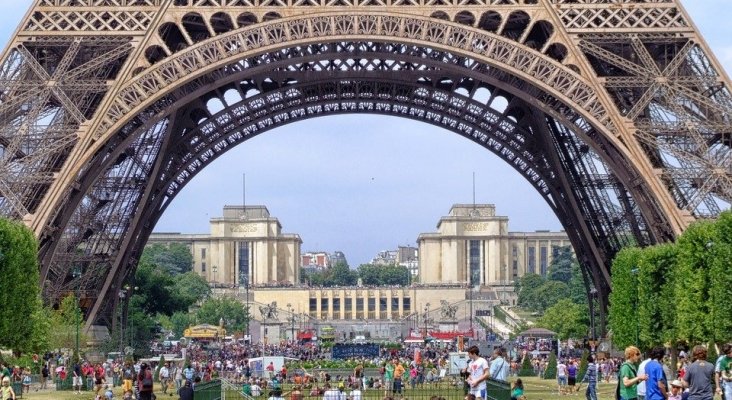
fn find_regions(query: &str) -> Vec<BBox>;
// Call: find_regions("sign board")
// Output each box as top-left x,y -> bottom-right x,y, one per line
332,344 -> 380,359
449,352 -> 469,375
475,309 -> 492,317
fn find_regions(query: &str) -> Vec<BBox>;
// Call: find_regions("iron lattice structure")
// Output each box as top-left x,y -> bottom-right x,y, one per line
0,0 -> 730,331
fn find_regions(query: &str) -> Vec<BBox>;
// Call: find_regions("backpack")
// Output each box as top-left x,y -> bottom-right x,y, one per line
142,370 -> 154,390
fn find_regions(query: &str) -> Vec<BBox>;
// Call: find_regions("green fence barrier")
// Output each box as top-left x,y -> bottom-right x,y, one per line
11,382 -> 22,399
194,379 -> 222,400
486,378 -> 511,400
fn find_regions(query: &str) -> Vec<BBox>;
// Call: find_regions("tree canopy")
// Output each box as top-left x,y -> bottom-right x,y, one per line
0,217 -> 46,355
196,296 -> 250,333
140,243 -> 193,275
608,210 -> 732,348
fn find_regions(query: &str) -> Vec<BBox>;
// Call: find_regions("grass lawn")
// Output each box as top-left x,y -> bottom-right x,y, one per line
15,377 -> 619,400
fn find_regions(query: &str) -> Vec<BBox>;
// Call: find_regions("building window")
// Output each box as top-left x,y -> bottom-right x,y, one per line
309,298 -> 317,312
321,298 -> 329,311
391,298 -> 399,312
368,298 -> 375,312
333,298 -> 341,313
356,298 -> 364,311
379,298 -> 388,312
238,241 -> 250,285
345,298 -> 352,311
540,246 -> 548,276
527,246 -> 536,274
403,297 -> 411,312
469,240 -> 481,285
201,248 -> 206,259
201,262 -> 206,273
512,260 -> 518,278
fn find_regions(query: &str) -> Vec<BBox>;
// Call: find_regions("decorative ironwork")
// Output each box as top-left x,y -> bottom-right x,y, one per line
0,0 -> 729,333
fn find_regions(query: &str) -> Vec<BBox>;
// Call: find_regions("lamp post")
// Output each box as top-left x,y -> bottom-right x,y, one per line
589,287 -> 597,346
286,303 -> 295,342
423,303 -> 430,337
630,268 -> 639,344
243,275 -> 250,343
124,285 -> 139,349
72,266 -> 82,363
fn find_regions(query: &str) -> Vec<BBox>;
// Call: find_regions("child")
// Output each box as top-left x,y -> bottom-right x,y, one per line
511,379 -> 525,400
122,389 -> 133,400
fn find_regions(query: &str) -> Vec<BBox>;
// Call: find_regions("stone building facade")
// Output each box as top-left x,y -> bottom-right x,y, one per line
148,205 -> 301,286
418,204 -> 571,287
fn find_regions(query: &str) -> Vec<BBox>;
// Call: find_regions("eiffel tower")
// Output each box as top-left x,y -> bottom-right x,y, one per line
0,0 -> 730,332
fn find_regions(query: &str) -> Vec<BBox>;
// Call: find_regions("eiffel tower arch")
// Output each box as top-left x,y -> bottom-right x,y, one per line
0,0 -> 730,332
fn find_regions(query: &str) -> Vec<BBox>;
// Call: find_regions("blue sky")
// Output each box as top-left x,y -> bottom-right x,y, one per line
1,1 -> 730,266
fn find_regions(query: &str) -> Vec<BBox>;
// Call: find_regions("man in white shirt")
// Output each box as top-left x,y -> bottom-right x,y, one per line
251,381 -> 262,397
637,356 -> 652,400
159,362 -> 170,395
557,359 -> 568,395
466,345 -> 490,400
323,383 -> 341,400
349,383 -> 362,400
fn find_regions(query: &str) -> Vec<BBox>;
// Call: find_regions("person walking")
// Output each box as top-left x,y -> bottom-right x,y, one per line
579,354 -> 598,400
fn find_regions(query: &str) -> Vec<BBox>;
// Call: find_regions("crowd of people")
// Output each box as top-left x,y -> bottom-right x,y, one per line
6,338 -> 731,400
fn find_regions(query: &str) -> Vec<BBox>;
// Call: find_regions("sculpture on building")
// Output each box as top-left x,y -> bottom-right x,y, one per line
259,301 -> 278,320
440,300 -> 458,320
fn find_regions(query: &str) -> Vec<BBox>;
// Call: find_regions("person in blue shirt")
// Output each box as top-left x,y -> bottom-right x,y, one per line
644,347 -> 668,400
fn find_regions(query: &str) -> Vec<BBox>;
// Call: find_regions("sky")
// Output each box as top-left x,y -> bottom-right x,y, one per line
1,1 -> 731,267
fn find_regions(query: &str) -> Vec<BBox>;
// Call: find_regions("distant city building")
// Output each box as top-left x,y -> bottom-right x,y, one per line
418,204 -> 570,287
148,205 -> 302,286
370,246 -> 419,275
301,250 -> 348,269
301,251 -> 330,269
329,251 -> 348,267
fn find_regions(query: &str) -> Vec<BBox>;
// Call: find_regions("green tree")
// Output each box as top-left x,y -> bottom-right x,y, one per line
174,272 -> 211,306
518,356 -> 534,377
544,351 -> 557,379
608,247 -> 644,349
196,296 -> 249,333
170,311 -> 195,338
0,218 -> 45,355
533,281 -> 570,312
636,244 -> 678,351
133,262 -> 189,316
577,350 -> 589,381
140,243 -> 193,275
708,211 -> 732,344
49,294 -> 89,353
516,274 -> 545,310
536,299 -> 588,340
329,262 -> 358,286
674,221 -> 716,344
547,246 -> 575,283
357,264 -> 410,286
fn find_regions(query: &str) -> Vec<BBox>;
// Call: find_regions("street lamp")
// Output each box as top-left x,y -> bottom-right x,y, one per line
630,268 -> 639,344
423,303 -> 430,337
124,285 -> 139,349
589,287 -> 597,344
243,276 -> 250,342
286,303 -> 296,343
72,266 -> 82,364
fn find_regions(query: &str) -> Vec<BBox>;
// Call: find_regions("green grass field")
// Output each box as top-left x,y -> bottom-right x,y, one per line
14,377 -> 618,400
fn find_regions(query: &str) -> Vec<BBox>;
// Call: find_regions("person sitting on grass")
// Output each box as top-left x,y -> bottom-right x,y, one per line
511,379 -> 525,400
